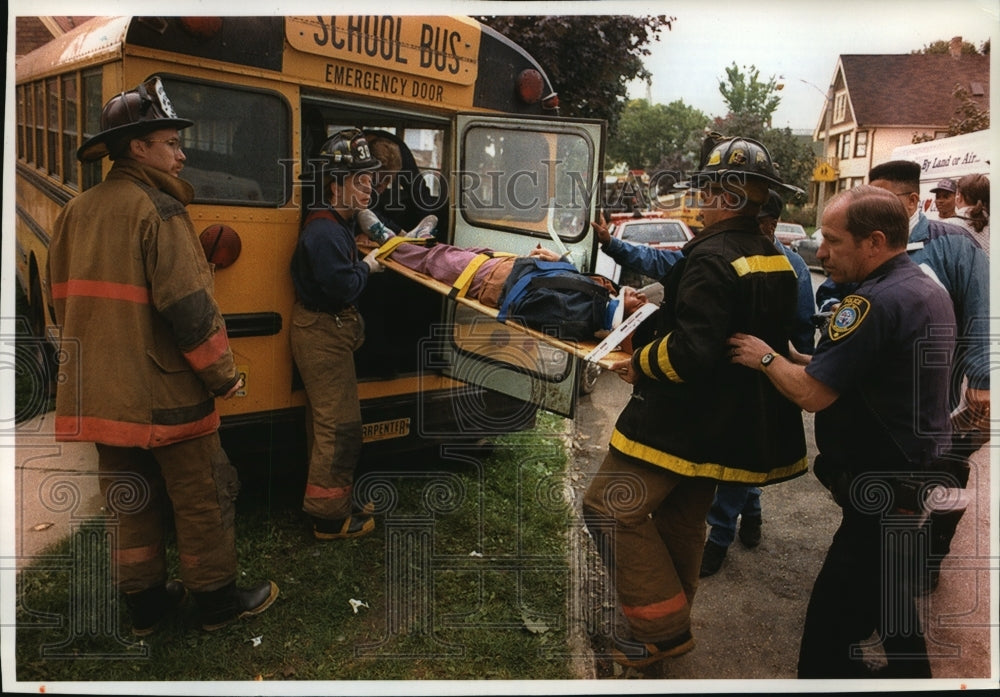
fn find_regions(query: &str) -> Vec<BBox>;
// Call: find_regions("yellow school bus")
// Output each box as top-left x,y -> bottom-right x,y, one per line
14,16 -> 606,457
654,189 -> 703,232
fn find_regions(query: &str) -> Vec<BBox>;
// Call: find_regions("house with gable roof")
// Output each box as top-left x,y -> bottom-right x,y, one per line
811,37 -> 989,211
14,16 -> 93,56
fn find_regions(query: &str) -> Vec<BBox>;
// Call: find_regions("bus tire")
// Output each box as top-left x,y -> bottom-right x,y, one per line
26,268 -> 57,401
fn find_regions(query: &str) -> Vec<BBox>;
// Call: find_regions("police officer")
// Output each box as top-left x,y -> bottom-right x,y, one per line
728,185 -> 955,678
582,134 -> 808,669
49,78 -> 277,634
815,160 -> 989,592
290,128 -> 383,540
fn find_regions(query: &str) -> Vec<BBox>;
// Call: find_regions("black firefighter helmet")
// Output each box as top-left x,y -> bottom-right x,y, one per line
77,77 -> 193,162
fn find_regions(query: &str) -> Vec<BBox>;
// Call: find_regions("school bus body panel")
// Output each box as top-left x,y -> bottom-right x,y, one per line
15,15 -> 592,455
14,16 -> 129,81
284,16 -> 479,106
14,167 -> 66,321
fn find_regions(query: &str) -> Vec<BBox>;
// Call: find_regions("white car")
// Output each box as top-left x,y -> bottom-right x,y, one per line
594,213 -> 694,286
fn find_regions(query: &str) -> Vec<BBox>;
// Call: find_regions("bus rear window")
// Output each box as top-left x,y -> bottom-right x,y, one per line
162,78 -> 291,206
461,125 -> 594,241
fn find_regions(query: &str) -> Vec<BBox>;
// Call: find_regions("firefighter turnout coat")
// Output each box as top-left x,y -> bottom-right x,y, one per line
49,159 -> 239,448
610,215 -> 808,484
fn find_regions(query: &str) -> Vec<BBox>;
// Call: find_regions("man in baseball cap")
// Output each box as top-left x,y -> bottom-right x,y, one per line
930,178 -> 957,219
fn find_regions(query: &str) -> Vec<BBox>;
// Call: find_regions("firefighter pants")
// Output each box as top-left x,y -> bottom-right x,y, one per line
96,431 -> 239,594
583,448 -> 716,644
290,302 -> 365,520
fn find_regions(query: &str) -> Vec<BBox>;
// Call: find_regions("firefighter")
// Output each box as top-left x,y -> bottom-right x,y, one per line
290,128 -> 383,540
582,134 -> 808,668
49,77 -> 277,634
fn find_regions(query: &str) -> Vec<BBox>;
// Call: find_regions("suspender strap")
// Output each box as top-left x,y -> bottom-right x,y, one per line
528,274 -> 609,298
498,260 -> 582,322
304,208 -> 351,228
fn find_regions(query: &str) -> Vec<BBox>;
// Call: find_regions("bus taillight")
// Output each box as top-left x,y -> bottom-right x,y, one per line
516,69 -> 544,104
199,224 -> 242,269
179,17 -> 223,40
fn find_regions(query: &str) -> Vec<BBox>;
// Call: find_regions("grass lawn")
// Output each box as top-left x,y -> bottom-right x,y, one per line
14,414 -> 579,683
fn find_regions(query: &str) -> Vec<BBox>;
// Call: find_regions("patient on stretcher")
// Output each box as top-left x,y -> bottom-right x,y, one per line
356,212 -> 650,343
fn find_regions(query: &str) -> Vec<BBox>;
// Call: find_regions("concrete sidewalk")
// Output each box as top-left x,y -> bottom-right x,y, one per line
8,410 -> 104,570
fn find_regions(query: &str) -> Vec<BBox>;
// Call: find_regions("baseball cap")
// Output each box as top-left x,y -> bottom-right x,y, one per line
930,179 -> 957,194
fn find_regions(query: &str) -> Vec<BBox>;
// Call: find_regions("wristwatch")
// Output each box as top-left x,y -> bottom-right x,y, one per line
760,352 -> 776,369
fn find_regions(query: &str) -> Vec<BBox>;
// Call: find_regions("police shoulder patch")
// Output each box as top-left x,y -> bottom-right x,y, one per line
828,294 -> 871,341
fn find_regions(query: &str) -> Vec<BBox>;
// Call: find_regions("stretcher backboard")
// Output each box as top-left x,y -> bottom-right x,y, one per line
379,255 -> 646,371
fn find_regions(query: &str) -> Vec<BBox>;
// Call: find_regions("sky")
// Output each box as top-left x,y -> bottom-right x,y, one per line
12,2 -> 997,134
625,0 -> 998,132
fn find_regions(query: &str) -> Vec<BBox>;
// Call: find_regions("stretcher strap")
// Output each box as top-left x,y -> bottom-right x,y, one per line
374,236 -> 431,261
449,253 -> 494,299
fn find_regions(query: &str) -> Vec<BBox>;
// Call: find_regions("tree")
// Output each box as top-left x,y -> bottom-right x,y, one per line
708,113 -> 816,199
477,15 -> 674,134
915,38 -> 989,55
718,63 -> 782,128
948,83 -> 990,135
708,63 -> 814,196
607,98 -> 710,171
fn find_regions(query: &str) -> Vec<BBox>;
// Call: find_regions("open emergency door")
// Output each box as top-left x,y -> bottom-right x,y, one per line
438,113 -> 607,418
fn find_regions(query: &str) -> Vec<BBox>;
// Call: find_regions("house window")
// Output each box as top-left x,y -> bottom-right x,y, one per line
833,93 -> 848,122
840,133 -> 851,160
854,131 -> 868,158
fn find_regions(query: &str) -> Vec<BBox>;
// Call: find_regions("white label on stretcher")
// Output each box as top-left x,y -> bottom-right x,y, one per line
584,302 -> 658,364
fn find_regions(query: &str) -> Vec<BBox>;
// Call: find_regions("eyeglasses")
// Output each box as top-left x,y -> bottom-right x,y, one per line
144,138 -> 183,152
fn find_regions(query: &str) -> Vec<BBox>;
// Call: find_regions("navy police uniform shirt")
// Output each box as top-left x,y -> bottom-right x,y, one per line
806,253 -> 955,472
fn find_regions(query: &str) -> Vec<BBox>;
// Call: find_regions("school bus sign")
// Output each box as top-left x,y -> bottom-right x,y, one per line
286,15 -> 480,86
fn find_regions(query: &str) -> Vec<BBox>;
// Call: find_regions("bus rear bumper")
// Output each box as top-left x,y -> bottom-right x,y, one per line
219,386 -> 537,459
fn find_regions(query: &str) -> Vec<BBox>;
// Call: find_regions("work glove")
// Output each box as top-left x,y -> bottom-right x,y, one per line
363,249 -> 384,273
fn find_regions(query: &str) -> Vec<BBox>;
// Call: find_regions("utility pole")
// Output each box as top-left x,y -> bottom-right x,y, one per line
815,84 -> 834,228
776,76 -> 836,226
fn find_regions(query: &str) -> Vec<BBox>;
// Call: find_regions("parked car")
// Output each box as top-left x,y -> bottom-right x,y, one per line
594,212 -> 694,286
791,229 -> 825,273
775,221 -> 807,246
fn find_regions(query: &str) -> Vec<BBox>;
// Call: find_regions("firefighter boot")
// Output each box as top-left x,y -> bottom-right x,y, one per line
311,513 -> 376,540
195,580 -> 279,631
699,541 -> 727,578
124,579 -> 188,636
